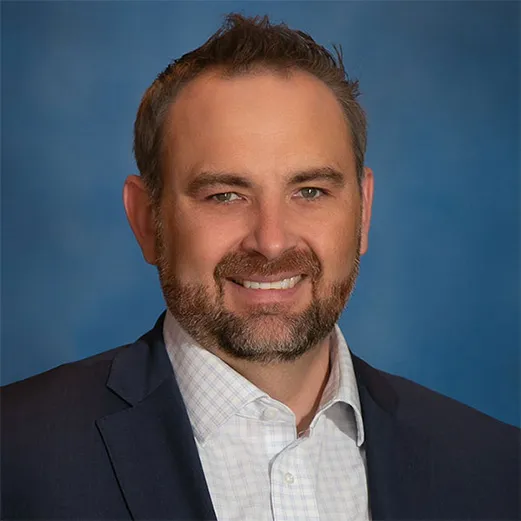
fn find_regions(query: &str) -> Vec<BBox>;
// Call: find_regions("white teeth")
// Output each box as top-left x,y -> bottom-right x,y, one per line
241,275 -> 302,290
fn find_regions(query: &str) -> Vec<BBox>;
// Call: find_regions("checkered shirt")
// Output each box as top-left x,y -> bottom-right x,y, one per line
164,311 -> 370,521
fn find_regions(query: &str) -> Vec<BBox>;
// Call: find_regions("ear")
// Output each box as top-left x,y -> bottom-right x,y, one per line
359,167 -> 374,256
123,175 -> 158,265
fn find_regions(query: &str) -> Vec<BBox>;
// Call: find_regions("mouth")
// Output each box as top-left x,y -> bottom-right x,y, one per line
228,274 -> 305,290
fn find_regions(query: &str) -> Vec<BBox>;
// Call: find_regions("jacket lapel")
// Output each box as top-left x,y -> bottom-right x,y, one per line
96,316 -> 217,521
353,356 -> 433,520
96,314 -> 433,520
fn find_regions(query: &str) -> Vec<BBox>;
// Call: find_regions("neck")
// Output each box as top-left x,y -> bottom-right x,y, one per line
214,334 -> 333,435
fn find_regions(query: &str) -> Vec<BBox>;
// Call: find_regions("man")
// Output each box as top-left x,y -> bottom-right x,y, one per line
1,13 -> 519,521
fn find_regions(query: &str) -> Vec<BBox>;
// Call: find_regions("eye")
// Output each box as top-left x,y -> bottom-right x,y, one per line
210,192 -> 241,203
296,187 -> 326,200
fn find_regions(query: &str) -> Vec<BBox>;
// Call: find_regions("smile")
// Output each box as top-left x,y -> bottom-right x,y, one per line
232,275 -> 302,290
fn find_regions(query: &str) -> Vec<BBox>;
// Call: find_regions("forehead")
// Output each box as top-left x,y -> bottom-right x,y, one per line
163,69 -> 354,183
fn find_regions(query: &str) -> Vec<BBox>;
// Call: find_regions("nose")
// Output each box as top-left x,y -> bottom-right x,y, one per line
241,200 -> 298,261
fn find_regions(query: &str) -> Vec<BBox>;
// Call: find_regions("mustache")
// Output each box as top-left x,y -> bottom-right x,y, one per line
214,249 -> 322,281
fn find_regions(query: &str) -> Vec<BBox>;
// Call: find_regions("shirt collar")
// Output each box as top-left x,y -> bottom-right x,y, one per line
163,311 -> 365,446
322,323 -> 365,446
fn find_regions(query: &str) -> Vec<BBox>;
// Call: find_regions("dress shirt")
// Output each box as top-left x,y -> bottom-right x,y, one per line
164,311 -> 370,521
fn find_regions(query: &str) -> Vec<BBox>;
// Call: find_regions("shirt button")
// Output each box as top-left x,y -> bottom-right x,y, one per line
284,472 -> 295,485
264,408 -> 278,421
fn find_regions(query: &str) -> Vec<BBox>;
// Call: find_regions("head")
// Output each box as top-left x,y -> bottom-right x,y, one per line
124,14 -> 374,364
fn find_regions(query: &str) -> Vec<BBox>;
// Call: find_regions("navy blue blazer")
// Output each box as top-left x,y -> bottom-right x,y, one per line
2,314 -> 519,520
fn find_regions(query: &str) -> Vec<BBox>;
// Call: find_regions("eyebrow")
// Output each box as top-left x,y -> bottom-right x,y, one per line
288,167 -> 345,187
185,166 -> 346,196
186,172 -> 253,196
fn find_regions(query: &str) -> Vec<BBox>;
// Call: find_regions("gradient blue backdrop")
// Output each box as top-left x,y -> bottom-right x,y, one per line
2,1 -> 519,426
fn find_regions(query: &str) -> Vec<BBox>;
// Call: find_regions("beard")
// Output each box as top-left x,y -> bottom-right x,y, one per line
156,231 -> 361,364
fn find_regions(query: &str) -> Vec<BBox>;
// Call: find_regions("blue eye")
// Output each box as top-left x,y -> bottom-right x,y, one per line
298,187 -> 325,200
211,192 -> 241,203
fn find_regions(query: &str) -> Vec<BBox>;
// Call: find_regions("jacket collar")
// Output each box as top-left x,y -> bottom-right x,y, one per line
104,313 -> 171,405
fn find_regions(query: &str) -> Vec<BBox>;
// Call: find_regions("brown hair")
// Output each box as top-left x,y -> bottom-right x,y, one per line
134,13 -> 367,205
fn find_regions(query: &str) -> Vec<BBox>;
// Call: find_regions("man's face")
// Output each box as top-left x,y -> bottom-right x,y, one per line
147,70 -> 373,362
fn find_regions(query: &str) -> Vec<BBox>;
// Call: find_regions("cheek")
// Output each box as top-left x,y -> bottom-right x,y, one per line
164,208 -> 241,281
311,213 -> 360,280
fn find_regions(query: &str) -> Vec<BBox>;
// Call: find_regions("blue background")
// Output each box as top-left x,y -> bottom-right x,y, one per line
2,1 -> 519,426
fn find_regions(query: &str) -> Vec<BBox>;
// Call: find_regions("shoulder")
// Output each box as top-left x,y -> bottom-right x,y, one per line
1,314 -> 168,428
1,345 -> 135,498
1,344 -> 131,425
353,353 -> 519,435
353,355 -> 520,518
0,344 -> 147,519
354,355 -> 519,473
387,368 -> 518,441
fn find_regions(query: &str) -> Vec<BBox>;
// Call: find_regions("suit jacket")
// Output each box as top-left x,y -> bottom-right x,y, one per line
1,314 -> 519,520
